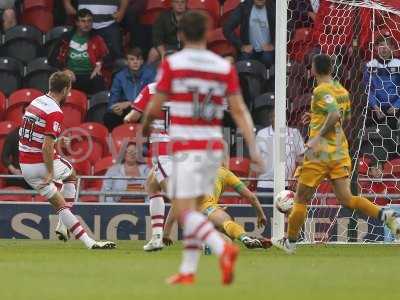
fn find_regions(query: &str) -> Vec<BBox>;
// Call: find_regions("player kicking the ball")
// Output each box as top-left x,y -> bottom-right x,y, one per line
124,82 -> 171,252
272,54 -> 400,254
19,71 -> 115,250
142,11 -> 264,285
163,163 -> 270,249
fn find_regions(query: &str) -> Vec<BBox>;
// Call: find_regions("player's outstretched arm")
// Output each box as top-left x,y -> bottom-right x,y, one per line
142,92 -> 167,136
238,186 -> 267,228
227,94 -> 264,171
42,135 -> 56,184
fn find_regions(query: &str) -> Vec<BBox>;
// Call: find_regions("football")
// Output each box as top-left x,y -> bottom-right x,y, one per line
275,190 -> 295,214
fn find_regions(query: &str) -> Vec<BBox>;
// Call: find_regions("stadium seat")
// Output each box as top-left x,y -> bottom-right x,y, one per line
0,186 -> 33,202
358,155 -> 372,175
140,0 -> 171,25
2,25 -> 43,64
87,91 -> 109,123
111,123 -> 142,154
44,26 -> 71,55
383,159 -> 400,177
22,0 -> 54,32
62,89 -> 88,127
0,91 -> 6,121
236,60 -> 268,112
207,28 -> 235,57
24,57 -> 56,93
0,121 -> 18,166
0,57 -> 23,96
288,27 -> 313,62
79,188 -> 100,202
187,0 -> 221,28
87,156 -> 116,190
6,89 -> 43,125
68,123 -> 109,165
229,157 -> 250,177
220,0 -> 240,25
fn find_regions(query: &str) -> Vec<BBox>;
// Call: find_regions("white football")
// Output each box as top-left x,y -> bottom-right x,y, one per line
275,190 -> 295,214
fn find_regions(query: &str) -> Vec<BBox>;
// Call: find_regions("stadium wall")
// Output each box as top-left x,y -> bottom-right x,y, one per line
0,203 -> 396,242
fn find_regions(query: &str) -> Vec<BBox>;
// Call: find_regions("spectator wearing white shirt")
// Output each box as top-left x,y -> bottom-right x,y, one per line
256,108 -> 305,203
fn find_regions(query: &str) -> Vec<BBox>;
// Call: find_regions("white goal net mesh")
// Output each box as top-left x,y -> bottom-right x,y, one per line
286,0 -> 400,243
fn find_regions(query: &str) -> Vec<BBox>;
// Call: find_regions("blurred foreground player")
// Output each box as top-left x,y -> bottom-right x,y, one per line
142,11 -> 264,285
19,72 -> 115,250
163,165 -> 270,249
272,54 -> 400,254
124,82 -> 171,251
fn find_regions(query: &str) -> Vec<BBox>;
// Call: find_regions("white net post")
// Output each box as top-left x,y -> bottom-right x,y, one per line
272,0 -> 288,240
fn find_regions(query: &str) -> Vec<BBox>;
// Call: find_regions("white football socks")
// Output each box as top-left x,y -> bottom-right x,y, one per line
57,207 -> 95,249
149,195 -> 165,237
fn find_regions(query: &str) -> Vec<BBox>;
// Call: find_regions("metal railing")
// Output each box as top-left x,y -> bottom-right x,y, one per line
0,174 -> 400,202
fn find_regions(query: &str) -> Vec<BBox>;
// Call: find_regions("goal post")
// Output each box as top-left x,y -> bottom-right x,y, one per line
272,0 -> 288,240
275,0 -> 400,243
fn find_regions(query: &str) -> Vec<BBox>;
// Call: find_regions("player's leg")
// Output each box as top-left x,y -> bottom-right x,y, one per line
143,168 -> 165,251
332,177 -> 400,238
272,160 -> 323,253
167,150 -> 238,285
51,159 -> 115,249
207,207 -> 265,249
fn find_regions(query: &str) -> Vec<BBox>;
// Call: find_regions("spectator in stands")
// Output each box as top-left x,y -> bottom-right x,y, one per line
363,36 -> 400,158
49,9 -> 108,95
63,0 -> 128,59
223,0 -> 276,67
288,0 -> 316,35
147,0 -> 187,63
103,47 -> 156,131
122,0 -> 148,53
101,142 -> 150,202
308,0 -> 319,21
255,106 -> 305,203
1,7 -> 17,32
1,127 -> 30,189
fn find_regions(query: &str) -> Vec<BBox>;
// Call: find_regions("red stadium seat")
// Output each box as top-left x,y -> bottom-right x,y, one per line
79,188 -> 100,202
22,0 -> 54,32
6,89 -> 43,125
0,91 -> 6,121
86,156 -> 116,190
0,186 -> 33,202
288,27 -> 313,62
111,123 -> 142,154
383,159 -> 400,177
207,28 -> 236,57
62,89 -> 88,127
220,0 -> 240,25
187,0 -> 221,28
140,0 -> 171,25
358,155 -> 372,175
67,122 -> 109,165
229,157 -> 250,177
70,159 -> 91,175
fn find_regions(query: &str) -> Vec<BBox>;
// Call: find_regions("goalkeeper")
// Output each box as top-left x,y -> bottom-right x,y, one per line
163,165 -> 270,249
272,54 -> 400,254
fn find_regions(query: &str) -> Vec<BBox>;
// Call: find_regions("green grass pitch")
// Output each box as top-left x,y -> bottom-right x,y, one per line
0,240 -> 399,300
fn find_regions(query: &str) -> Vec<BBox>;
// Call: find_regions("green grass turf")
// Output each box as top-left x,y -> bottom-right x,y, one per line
0,240 -> 399,300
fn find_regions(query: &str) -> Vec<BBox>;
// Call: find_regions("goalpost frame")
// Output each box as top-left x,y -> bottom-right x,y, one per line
272,0 -> 288,239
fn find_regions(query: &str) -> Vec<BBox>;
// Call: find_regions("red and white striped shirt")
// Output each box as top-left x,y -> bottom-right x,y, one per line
156,48 -> 240,152
19,95 -> 63,164
132,83 -> 170,156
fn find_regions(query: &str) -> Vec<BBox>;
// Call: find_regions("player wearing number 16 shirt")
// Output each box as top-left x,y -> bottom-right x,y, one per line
142,11 -> 264,285
19,71 -> 115,250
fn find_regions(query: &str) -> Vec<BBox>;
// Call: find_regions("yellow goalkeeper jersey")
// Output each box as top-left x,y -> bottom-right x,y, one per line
198,166 -> 246,211
309,80 -> 351,161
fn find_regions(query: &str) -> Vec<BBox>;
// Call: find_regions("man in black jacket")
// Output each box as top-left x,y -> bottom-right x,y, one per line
223,0 -> 275,67
147,0 -> 186,63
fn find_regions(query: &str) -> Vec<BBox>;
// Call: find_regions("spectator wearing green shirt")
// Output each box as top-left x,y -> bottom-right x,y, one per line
48,9 -> 109,95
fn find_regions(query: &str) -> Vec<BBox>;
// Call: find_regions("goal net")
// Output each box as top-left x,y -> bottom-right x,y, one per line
285,0 -> 400,243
